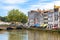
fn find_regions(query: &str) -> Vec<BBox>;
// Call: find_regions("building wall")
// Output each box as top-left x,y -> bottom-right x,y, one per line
28,7 -> 60,28
48,12 -> 54,28
58,8 -> 60,28
28,12 -> 35,26
43,12 -> 48,24
39,14 -> 44,24
28,11 -> 44,26
28,11 -> 40,26
58,12 -> 60,28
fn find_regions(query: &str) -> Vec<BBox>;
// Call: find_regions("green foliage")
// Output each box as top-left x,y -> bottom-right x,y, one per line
7,9 -> 19,22
7,9 -> 28,24
21,14 -> 28,24
0,16 -> 9,22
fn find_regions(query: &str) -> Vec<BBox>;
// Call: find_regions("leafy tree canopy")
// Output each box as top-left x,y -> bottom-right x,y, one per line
7,9 -> 28,24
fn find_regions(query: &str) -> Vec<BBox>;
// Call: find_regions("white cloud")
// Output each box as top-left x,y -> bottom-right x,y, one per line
21,0 -> 54,15
0,0 -> 29,4
42,3 -> 54,9
28,1 -> 54,11
2,6 -> 18,10
0,0 -> 57,16
0,5 -> 28,15
54,0 -> 60,6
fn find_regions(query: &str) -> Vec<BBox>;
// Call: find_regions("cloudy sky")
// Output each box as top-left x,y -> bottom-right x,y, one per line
0,0 -> 60,16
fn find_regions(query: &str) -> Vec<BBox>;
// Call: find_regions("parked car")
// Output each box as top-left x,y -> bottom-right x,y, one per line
40,24 -> 48,28
34,24 -> 40,28
52,24 -> 58,29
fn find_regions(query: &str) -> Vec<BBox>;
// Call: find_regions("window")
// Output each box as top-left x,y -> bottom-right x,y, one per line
48,14 -> 53,17
43,15 -> 47,17
44,18 -> 48,20
54,16 -> 58,20
48,24 -> 53,28
44,22 -> 48,24
48,18 -> 53,22
54,12 -> 58,16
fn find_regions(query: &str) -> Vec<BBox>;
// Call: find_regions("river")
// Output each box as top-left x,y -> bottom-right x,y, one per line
0,30 -> 60,40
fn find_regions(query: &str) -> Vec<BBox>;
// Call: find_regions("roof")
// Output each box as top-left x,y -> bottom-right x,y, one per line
28,5 -> 60,14
28,9 -> 42,13
28,9 -> 54,14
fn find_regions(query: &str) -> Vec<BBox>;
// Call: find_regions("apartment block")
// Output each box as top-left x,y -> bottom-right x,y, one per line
28,5 -> 60,28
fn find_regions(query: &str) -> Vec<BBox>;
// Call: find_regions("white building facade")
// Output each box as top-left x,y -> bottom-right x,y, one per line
28,5 -> 60,28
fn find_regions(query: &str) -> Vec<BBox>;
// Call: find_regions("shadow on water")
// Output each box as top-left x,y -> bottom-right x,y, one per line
0,30 -> 60,40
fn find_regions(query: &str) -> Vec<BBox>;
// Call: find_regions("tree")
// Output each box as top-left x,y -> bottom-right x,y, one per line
0,16 -> 8,22
7,9 -> 28,24
20,13 -> 28,24
7,9 -> 20,22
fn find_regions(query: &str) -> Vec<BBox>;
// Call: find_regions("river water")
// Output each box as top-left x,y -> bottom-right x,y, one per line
0,30 -> 60,40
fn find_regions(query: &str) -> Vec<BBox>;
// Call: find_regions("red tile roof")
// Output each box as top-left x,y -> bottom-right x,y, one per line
28,5 -> 60,14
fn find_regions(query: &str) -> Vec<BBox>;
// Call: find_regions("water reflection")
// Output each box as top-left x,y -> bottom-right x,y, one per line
0,30 -> 60,40
28,30 -> 60,40
8,30 -> 28,40
0,31 -> 9,40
